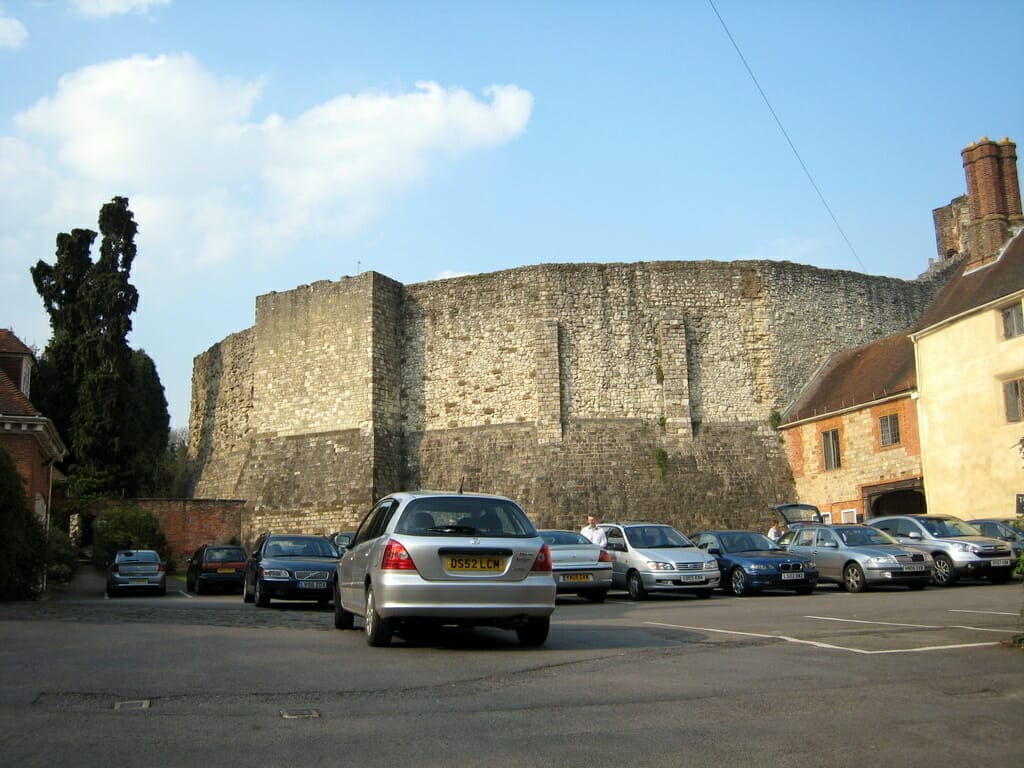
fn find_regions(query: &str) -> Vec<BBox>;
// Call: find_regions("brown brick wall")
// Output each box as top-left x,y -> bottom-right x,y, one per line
1,433 -> 51,511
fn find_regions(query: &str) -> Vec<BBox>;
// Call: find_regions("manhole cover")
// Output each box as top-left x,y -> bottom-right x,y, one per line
280,708 -> 320,719
114,700 -> 151,710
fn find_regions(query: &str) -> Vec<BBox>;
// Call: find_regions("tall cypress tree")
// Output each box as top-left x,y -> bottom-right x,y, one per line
31,197 -> 168,496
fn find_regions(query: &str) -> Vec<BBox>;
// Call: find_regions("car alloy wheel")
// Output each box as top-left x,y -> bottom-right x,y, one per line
242,576 -> 254,603
730,567 -> 749,596
627,570 -> 647,600
843,563 -> 866,593
931,554 -> 957,586
255,579 -> 270,607
364,585 -> 392,647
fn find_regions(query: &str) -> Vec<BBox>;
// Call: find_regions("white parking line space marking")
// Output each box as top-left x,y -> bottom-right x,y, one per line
805,615 -> 1016,634
644,620 -> 1005,655
949,608 -> 1017,617
179,590 -> 193,599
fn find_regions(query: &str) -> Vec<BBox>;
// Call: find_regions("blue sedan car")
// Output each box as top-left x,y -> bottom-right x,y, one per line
691,531 -> 818,596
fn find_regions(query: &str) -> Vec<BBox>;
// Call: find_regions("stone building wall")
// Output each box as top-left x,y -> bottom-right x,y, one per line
782,396 -> 922,522
188,259 -> 949,537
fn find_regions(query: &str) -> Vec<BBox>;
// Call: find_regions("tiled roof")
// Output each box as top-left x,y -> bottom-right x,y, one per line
781,332 -> 915,425
0,367 -> 39,417
0,329 -> 35,357
913,228 -> 1024,333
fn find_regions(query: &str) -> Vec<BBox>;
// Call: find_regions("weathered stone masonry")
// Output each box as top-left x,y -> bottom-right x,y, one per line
188,260 -> 948,545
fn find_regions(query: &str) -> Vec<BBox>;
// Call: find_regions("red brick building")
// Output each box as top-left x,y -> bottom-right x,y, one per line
0,330 -> 66,526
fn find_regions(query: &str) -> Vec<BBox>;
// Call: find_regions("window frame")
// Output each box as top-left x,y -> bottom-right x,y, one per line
1004,377 -> 1024,423
878,412 -> 901,447
1002,301 -> 1024,340
822,428 -> 841,471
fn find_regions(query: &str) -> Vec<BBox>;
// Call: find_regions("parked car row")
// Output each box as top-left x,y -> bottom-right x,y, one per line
110,497 -> 1020,652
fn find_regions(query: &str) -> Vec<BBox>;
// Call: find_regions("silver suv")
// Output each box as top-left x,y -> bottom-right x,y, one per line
599,523 -> 720,599
871,515 -> 1014,586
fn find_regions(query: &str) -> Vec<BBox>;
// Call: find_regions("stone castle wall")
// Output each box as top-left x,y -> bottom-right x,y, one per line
188,259 -> 947,544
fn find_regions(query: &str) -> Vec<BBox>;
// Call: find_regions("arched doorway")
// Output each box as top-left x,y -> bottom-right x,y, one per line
864,480 -> 926,520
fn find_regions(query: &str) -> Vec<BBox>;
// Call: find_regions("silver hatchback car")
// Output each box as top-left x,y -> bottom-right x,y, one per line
335,492 -> 557,647
600,523 -> 720,599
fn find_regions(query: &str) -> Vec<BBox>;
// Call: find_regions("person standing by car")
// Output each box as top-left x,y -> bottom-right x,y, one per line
581,514 -> 608,547
767,521 -> 784,542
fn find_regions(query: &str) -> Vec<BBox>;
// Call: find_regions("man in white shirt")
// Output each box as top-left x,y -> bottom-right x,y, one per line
580,514 -> 608,547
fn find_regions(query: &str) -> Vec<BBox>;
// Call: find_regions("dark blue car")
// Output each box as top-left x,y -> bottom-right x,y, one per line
691,530 -> 818,596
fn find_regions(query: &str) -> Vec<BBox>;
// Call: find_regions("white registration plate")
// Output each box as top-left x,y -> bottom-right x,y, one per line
299,581 -> 327,589
128,579 -> 149,585
902,564 -> 926,572
679,574 -> 704,583
781,572 -> 804,580
991,559 -> 1012,568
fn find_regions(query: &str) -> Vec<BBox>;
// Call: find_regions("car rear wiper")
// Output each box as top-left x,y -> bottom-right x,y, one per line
427,525 -> 477,534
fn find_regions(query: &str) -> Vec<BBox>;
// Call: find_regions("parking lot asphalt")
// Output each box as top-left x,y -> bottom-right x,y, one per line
2,565 -> 1022,767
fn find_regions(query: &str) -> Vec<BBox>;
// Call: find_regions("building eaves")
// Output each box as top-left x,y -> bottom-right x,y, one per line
780,332 -> 916,426
912,228 -> 1024,335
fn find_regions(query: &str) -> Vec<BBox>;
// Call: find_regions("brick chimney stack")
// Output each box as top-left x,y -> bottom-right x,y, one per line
961,137 -> 1022,269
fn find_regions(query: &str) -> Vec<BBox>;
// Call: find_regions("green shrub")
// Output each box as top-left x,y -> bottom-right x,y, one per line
46,527 -> 78,584
92,506 -> 169,567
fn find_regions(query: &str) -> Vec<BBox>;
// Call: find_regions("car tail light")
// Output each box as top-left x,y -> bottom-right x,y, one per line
381,539 -> 418,571
598,549 -> 612,563
531,544 -> 553,572
157,563 -> 166,573
110,564 -> 119,573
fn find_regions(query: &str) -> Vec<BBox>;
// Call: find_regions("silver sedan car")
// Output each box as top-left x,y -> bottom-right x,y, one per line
335,492 -> 557,647
539,530 -> 613,602
779,524 -> 933,592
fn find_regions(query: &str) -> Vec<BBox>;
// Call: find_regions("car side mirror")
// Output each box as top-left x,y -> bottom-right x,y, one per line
906,531 -> 922,540
606,542 -> 625,552
708,547 -> 722,555
823,541 -> 838,548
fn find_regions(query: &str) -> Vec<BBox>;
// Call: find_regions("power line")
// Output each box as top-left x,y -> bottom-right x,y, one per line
708,0 -> 865,271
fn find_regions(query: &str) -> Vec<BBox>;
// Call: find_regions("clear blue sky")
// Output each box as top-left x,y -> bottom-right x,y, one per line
2,0 -> 1022,431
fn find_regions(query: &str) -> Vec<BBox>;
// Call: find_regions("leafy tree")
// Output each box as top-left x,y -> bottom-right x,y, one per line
31,197 -> 169,496
0,447 -> 45,600
92,506 -> 168,566
155,427 -> 190,498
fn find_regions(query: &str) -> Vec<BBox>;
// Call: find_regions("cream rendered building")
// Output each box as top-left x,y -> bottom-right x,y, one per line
912,229 -> 1024,519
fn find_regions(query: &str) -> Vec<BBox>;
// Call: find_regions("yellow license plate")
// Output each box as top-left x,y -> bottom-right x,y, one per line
217,568 -> 235,574
562,573 -> 592,583
446,556 -> 505,572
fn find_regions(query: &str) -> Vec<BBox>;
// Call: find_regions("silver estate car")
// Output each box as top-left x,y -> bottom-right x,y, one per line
335,492 -> 557,647
779,524 -> 933,592
871,515 -> 1015,586
599,523 -> 720,599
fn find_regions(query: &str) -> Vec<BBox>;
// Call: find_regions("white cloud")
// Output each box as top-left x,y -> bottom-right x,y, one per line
71,0 -> 171,17
0,10 -> 27,49
6,54 -> 532,272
